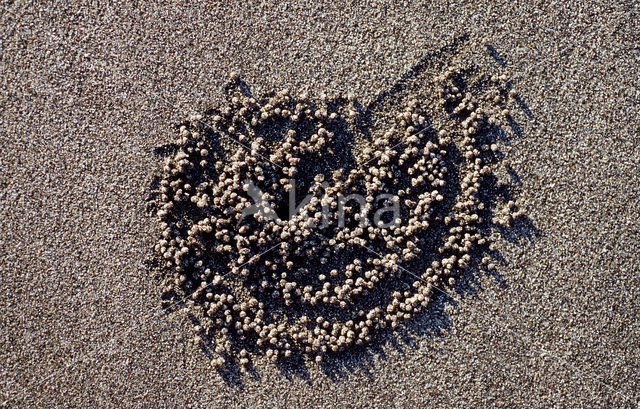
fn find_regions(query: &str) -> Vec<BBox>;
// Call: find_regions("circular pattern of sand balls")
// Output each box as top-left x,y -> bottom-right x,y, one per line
153,68 -> 520,369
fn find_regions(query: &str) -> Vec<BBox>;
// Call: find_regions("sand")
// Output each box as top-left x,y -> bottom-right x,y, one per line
1,0 -> 639,407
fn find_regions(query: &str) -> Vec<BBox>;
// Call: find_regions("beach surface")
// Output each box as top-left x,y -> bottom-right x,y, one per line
1,1 -> 639,407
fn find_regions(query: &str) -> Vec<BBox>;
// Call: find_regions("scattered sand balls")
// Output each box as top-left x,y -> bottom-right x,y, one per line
149,63 -> 525,371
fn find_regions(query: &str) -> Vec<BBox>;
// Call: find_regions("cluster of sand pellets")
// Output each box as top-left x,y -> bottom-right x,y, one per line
149,61 -> 524,370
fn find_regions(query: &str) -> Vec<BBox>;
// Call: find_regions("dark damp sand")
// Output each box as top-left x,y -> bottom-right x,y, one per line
1,1 -> 639,407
